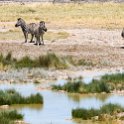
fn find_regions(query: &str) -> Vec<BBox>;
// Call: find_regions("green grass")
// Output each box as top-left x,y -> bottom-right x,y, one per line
53,72 -> 124,93
0,52 -> 93,69
0,52 -> 68,69
0,110 -> 23,124
52,77 -> 110,93
72,103 -> 124,120
15,53 -> 68,69
100,73 -> 124,91
0,89 -> 43,105
102,73 -> 124,83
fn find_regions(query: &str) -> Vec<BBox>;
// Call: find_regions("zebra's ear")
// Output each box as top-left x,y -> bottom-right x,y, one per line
18,18 -> 21,21
40,21 -> 45,24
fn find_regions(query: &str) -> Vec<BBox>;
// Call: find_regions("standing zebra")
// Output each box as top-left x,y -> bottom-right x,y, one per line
15,18 -> 47,45
34,21 -> 47,45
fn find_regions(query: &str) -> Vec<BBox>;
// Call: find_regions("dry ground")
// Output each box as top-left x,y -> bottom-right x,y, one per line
0,28 -> 124,67
0,2 -> 124,68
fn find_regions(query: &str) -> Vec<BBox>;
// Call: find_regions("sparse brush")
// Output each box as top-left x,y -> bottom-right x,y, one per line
0,52 -> 94,69
36,53 -> 67,69
15,56 -> 34,68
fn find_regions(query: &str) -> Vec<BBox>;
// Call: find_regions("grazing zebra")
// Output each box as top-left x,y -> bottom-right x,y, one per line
15,18 -> 47,45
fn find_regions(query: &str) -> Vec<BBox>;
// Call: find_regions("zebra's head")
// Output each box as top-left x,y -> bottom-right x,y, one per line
39,21 -> 47,32
15,18 -> 26,27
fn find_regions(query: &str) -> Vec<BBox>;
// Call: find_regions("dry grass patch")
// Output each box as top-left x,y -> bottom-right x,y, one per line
0,2 -> 124,29
0,30 -> 69,41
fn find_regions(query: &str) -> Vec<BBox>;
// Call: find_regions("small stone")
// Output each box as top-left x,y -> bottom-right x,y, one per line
0,105 -> 9,109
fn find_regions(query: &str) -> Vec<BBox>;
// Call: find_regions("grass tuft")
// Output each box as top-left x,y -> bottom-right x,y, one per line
100,73 -> 124,91
0,52 -> 68,69
72,103 -> 124,120
0,110 -> 23,124
36,53 -> 68,69
52,77 -> 110,93
53,72 -> 124,93
0,52 -> 94,69
0,89 -> 43,105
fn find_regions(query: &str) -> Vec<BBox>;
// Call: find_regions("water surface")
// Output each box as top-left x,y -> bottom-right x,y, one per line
0,82 -> 124,124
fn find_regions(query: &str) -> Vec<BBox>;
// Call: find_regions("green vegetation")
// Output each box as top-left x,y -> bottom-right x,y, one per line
0,110 -> 23,124
0,52 -> 94,70
52,77 -> 110,93
34,80 -> 41,84
72,103 -> 124,120
0,52 -> 68,69
0,89 -> 43,105
53,72 -> 124,93
101,73 -> 124,90
15,53 -> 68,69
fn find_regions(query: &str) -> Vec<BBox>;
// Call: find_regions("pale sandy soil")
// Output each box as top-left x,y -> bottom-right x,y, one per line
0,28 -> 124,67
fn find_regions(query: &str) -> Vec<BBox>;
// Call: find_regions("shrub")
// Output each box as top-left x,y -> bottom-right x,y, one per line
72,108 -> 99,120
0,52 -> 68,69
100,103 -> 124,115
15,56 -> 34,68
0,110 -> 23,124
36,53 -> 68,69
0,89 -> 43,105
72,103 -> 124,120
52,78 -> 111,93
101,73 -> 124,84
0,52 -> 95,69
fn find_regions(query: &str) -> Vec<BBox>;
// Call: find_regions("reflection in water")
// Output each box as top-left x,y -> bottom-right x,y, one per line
0,83 -> 124,124
67,93 -> 110,103
73,119 -> 118,124
11,104 -> 43,111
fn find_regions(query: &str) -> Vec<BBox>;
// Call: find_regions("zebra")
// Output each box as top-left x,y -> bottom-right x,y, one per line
34,21 -> 47,45
15,18 -> 47,45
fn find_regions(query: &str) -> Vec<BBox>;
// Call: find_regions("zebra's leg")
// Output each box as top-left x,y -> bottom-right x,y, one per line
24,32 -> 28,43
30,34 -> 34,43
38,36 -> 41,45
41,34 -> 44,45
34,36 -> 38,45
